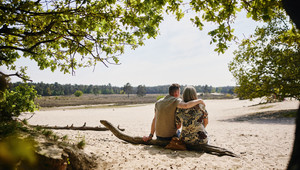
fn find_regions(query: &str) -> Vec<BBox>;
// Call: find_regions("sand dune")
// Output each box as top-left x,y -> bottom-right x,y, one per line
25,98 -> 299,169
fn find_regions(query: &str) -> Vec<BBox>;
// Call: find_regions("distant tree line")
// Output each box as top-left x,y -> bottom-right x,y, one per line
9,82 -> 235,96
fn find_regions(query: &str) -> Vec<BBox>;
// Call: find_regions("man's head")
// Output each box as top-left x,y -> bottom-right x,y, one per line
169,83 -> 180,98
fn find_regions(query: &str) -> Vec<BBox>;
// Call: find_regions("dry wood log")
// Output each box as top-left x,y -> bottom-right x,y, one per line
31,122 -> 108,131
31,122 -> 126,132
100,120 -> 238,157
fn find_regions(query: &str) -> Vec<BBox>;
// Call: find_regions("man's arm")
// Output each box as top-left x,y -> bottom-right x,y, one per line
143,110 -> 156,142
177,99 -> 205,109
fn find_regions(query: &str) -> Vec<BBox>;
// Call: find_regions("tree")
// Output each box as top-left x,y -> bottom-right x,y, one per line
92,87 -> 100,96
0,0 -> 182,80
0,84 -> 38,121
123,83 -> 132,98
1,0 -> 298,101
136,85 -> 146,97
229,13 -> 300,100
74,90 -> 83,97
203,85 -> 209,94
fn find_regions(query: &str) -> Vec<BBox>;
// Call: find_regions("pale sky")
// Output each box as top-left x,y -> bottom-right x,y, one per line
2,11 -> 260,87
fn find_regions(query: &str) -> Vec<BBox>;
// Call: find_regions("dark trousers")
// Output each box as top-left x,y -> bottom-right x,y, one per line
156,136 -> 173,141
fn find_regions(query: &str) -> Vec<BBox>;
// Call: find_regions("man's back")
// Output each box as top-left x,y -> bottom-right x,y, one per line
155,95 -> 181,137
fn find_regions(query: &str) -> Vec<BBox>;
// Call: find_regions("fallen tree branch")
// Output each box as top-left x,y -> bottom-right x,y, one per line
31,122 -> 108,131
100,120 -> 238,157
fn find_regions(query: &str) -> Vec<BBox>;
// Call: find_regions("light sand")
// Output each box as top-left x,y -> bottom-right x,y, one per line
24,98 -> 299,169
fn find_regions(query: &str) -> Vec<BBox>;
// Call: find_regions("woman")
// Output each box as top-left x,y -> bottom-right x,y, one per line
176,86 -> 209,145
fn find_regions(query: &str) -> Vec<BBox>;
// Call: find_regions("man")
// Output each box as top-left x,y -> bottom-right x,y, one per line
143,84 -> 205,141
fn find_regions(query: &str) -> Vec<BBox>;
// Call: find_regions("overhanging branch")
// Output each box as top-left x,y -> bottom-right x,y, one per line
0,71 -> 32,82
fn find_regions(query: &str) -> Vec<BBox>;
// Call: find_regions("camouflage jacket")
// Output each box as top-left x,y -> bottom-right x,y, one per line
176,104 -> 208,145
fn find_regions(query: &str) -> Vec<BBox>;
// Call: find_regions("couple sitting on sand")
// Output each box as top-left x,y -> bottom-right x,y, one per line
143,84 -> 209,145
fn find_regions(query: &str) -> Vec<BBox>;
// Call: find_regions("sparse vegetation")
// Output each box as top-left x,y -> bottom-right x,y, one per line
22,119 -> 28,125
52,134 -> 59,141
62,135 -> 68,141
42,129 -> 53,137
156,95 -> 165,101
77,139 -> 86,149
35,93 -> 236,108
35,126 -> 42,131
259,105 -> 274,110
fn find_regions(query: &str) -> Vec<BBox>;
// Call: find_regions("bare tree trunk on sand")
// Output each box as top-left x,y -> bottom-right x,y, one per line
31,123 -> 125,132
31,122 -> 107,131
100,120 -> 238,157
31,124 -> 108,131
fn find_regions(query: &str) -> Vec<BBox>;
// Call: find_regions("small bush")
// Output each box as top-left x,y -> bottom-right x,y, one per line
225,94 -> 232,98
0,84 -> 38,121
156,95 -> 165,101
74,90 -> 83,97
77,139 -> 86,149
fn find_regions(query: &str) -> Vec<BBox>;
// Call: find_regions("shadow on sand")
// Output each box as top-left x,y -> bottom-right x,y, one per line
142,145 -> 205,159
222,109 -> 297,125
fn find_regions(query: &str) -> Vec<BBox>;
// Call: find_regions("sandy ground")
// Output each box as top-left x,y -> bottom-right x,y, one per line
24,98 -> 299,170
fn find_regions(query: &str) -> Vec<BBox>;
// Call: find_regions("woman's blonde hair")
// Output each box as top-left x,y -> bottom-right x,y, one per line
182,86 -> 198,102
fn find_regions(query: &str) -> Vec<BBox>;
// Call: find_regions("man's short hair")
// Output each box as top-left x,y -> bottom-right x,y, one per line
169,84 -> 180,95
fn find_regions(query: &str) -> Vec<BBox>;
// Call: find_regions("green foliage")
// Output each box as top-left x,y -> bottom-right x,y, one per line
1,0 -> 180,76
21,119 -> 28,125
189,0 -> 283,54
1,0 -> 291,78
0,121 -> 26,137
77,138 -> 86,149
74,90 -> 83,97
35,126 -> 42,132
229,13 -> 300,100
0,75 -> 9,95
42,129 -> 53,138
136,85 -> 146,97
52,134 -> 59,141
156,95 -> 165,101
62,135 -> 68,141
0,135 -> 37,169
0,84 -> 39,121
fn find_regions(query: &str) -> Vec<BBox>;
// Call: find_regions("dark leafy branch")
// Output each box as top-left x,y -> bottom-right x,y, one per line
0,71 -> 32,82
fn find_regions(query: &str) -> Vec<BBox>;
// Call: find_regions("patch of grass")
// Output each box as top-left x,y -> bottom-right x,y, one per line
42,129 -> 53,137
77,139 -> 86,149
156,95 -> 165,101
259,105 -> 274,109
62,135 -> 68,141
22,119 -> 28,125
52,134 -> 59,141
280,110 -> 297,118
35,126 -> 42,131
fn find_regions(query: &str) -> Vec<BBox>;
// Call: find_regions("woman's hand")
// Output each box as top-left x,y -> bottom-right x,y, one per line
143,134 -> 153,142
176,123 -> 181,129
203,118 -> 208,128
